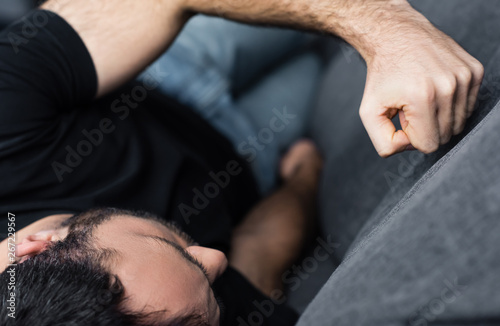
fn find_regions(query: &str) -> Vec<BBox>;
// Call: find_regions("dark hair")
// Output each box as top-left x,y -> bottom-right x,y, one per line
0,208 -> 210,326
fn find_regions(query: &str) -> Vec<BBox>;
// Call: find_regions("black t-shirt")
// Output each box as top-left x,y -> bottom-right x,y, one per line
0,10 -> 298,325
0,9 -> 259,250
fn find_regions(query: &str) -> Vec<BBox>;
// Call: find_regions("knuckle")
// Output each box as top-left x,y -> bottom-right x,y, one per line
437,76 -> 457,98
375,141 -> 397,158
359,106 -> 368,120
421,140 -> 440,154
409,82 -> 435,105
456,66 -> 472,83
359,105 -> 367,116
377,147 -> 393,158
473,61 -> 485,81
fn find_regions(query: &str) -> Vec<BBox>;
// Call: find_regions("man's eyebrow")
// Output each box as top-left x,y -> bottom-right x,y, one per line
140,234 -> 210,281
136,234 -> 224,324
141,235 -> 224,323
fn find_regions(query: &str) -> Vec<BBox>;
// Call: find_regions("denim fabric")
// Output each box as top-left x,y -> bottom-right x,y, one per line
142,15 -> 323,195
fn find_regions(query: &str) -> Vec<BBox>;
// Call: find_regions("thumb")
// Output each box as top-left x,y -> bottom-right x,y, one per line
359,96 -> 411,157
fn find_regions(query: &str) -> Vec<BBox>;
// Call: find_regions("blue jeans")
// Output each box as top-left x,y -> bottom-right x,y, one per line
141,15 -> 324,195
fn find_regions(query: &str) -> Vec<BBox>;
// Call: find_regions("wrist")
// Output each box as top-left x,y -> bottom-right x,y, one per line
329,0 -> 425,64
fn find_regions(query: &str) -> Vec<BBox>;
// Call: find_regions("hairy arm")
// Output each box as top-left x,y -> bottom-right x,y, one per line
190,0 -> 484,156
41,0 -> 387,97
42,0 -> 483,153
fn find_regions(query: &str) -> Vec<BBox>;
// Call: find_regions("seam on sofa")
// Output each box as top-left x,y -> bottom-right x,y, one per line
341,98 -> 500,265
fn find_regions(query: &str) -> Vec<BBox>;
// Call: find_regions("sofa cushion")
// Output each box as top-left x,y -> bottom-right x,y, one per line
299,96 -> 500,325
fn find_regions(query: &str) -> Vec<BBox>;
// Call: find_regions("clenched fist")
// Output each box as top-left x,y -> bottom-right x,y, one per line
354,2 -> 484,157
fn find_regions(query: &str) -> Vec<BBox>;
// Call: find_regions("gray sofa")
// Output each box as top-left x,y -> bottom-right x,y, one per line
1,1 -> 498,324
287,1 -> 500,325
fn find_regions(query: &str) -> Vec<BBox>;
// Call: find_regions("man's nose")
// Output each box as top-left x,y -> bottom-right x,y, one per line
186,246 -> 228,284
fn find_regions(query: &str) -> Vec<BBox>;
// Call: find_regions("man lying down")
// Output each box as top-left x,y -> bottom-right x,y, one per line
0,0 -> 328,325
0,0 -> 483,325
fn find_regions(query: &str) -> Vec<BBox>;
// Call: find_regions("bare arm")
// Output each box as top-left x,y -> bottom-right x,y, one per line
41,0 -> 189,97
42,0 -> 483,154
187,0 -> 484,156
41,0 -> 385,97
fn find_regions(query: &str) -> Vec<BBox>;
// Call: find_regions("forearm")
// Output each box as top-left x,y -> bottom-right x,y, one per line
41,0 -> 417,98
184,0 -> 416,62
190,0 -> 484,157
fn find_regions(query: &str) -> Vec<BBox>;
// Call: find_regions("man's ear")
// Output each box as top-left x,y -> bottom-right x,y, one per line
15,230 -> 61,261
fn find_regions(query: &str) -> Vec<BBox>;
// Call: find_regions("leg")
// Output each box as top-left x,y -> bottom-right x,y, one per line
229,140 -> 323,295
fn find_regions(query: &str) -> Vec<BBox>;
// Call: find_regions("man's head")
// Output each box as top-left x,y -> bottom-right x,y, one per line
0,208 -> 228,326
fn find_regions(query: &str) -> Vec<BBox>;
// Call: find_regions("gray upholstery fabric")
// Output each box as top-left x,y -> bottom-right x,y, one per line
311,0 -> 500,261
299,100 -> 500,325
288,0 -> 500,323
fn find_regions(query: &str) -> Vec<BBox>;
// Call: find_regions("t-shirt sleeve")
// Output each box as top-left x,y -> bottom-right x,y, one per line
0,9 -> 97,144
